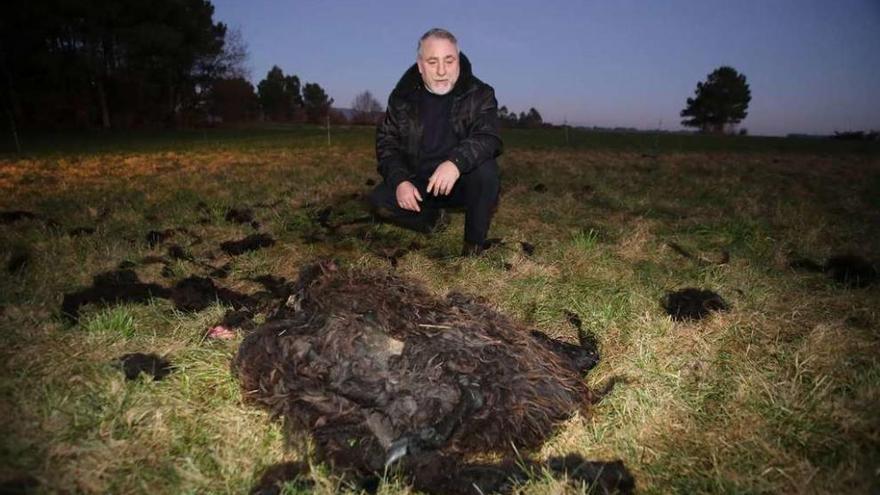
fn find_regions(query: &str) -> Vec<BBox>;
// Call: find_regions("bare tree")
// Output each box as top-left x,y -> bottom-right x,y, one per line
351,90 -> 383,125
218,27 -> 251,80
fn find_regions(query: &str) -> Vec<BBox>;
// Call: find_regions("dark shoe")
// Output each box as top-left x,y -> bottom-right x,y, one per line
461,241 -> 485,257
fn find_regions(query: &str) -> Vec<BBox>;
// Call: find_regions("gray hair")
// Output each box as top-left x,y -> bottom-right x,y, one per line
417,28 -> 459,58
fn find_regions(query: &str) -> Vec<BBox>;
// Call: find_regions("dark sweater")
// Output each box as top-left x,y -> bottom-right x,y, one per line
418,88 -> 457,175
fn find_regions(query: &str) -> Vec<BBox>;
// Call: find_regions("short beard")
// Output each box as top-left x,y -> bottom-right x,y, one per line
425,83 -> 453,96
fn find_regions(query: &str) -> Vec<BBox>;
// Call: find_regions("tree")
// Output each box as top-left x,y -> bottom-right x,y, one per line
208,77 -> 258,123
522,107 -> 543,128
302,82 -> 333,124
211,27 -> 250,80
498,105 -> 518,128
116,0 -> 229,125
351,90 -> 382,125
0,0 -> 232,129
257,66 -> 303,121
680,66 -> 751,134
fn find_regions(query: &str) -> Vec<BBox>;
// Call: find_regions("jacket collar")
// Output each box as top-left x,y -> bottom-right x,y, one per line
392,52 -> 475,101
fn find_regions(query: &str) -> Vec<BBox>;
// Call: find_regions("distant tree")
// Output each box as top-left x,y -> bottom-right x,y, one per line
328,108 -> 349,125
832,130 -> 879,141
522,107 -> 543,128
209,77 -> 258,123
0,0 -> 231,129
351,90 -> 382,125
498,106 -> 518,128
257,66 -> 303,121
497,105 -> 545,128
680,66 -> 751,134
302,82 -> 334,124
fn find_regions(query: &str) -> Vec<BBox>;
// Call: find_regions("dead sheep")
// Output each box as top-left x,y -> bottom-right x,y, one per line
234,261 -> 631,493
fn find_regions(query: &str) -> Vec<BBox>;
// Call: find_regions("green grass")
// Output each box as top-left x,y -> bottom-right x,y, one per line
3,123 -> 878,157
0,127 -> 878,493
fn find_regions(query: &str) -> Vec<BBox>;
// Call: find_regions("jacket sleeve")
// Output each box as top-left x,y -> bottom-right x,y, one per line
375,96 -> 411,190
447,85 -> 503,174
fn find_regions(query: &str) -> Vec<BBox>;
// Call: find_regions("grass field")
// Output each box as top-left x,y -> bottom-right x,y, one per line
1,125 -> 878,494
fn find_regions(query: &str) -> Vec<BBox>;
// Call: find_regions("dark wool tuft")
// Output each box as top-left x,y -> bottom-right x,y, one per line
117,353 -> 172,381
824,255 -> 877,288
663,288 -> 729,321
220,234 -> 276,255
225,207 -> 255,224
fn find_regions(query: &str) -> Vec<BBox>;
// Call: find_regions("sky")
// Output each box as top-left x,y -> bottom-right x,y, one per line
210,0 -> 880,136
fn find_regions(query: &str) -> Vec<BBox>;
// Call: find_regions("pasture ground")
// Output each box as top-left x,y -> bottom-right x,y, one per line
1,126 -> 878,494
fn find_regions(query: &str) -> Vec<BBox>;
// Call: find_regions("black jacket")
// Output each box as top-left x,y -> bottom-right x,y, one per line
376,53 -> 502,189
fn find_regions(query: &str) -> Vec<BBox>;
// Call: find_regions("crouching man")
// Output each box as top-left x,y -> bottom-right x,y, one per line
369,28 -> 502,256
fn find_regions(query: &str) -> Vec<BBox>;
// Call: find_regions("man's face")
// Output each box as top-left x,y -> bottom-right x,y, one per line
417,37 -> 460,95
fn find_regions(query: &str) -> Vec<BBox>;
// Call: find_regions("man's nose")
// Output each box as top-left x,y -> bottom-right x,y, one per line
437,63 -> 446,76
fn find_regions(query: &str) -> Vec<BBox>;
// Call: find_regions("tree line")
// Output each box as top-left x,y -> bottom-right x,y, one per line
498,107 -> 547,129
1,1 -> 759,134
0,0 -> 340,130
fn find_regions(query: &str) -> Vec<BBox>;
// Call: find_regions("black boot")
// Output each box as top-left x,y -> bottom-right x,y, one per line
461,241 -> 485,257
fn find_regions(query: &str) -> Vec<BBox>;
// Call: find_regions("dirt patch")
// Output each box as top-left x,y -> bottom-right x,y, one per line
7,249 -> 30,274
146,229 -> 176,248
166,244 -> 190,261
61,270 -> 256,320
0,210 -> 38,224
250,275 -> 290,298
116,353 -> 173,381
234,261 -> 622,488
662,288 -> 729,321
61,270 -> 171,321
220,234 -> 276,255
67,227 -> 96,236
210,262 -> 232,278
225,207 -> 255,225
825,255 -> 877,288
790,254 -> 878,288
170,276 -> 254,312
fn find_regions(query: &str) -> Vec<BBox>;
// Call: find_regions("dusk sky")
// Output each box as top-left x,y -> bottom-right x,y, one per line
211,0 -> 879,136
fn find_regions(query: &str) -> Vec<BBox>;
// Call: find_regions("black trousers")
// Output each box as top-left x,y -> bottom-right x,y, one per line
368,159 -> 500,245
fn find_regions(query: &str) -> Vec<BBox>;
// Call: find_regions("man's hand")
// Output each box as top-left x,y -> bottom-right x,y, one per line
396,181 -> 423,212
427,161 -> 460,196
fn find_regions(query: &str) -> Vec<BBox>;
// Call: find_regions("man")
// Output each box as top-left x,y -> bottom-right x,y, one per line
369,28 -> 502,256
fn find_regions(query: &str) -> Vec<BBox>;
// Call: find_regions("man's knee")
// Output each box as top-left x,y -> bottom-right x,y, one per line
462,159 -> 499,191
